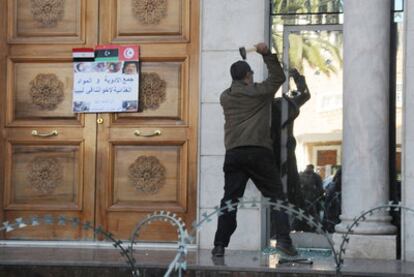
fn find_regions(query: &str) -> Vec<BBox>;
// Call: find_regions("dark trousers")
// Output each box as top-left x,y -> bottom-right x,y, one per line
213,146 -> 292,247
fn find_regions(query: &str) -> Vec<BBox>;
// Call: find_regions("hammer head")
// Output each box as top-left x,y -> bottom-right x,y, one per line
239,47 -> 247,60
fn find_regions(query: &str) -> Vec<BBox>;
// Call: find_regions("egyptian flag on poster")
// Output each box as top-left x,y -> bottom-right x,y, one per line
95,45 -> 119,62
72,48 -> 95,62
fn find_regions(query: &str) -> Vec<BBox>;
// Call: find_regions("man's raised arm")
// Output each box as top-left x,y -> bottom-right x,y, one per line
254,43 -> 286,97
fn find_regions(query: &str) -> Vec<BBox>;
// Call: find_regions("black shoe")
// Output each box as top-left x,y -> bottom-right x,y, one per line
212,256 -> 226,266
276,243 -> 298,256
211,245 -> 225,257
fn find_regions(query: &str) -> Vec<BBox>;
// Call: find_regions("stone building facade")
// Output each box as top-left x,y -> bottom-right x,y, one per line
1,0 -> 413,262
198,0 -> 414,261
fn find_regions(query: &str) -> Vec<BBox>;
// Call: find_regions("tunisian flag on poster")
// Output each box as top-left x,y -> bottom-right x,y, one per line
119,45 -> 140,61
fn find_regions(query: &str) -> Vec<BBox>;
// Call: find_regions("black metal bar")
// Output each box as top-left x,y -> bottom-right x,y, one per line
271,11 -> 342,16
388,0 -> 400,260
271,0 -> 403,17
272,9 -> 402,16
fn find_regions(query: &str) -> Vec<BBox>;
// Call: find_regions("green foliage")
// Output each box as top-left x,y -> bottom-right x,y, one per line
289,33 -> 343,77
272,0 -> 343,77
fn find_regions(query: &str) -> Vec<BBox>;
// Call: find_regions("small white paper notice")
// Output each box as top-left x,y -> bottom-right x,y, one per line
73,66 -> 138,112
72,45 -> 140,113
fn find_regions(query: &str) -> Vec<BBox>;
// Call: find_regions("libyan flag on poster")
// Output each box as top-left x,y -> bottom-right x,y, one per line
72,45 -> 140,113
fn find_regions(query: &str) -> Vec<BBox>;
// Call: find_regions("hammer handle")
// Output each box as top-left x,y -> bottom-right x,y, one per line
245,47 -> 257,53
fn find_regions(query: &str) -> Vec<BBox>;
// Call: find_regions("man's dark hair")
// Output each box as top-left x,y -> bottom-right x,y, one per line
230,60 -> 251,80
306,164 -> 315,171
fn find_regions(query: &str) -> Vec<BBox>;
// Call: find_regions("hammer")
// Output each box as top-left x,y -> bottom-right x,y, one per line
239,46 -> 257,60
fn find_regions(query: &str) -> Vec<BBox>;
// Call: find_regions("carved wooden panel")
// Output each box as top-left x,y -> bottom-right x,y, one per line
5,143 -> 82,209
7,59 -> 78,124
114,60 -> 185,123
0,0 -> 199,241
96,0 -> 199,242
1,0 -> 98,241
111,143 -> 187,211
110,0 -> 189,42
8,0 -> 85,43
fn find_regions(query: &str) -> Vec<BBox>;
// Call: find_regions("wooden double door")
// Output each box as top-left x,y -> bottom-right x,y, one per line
0,0 -> 199,241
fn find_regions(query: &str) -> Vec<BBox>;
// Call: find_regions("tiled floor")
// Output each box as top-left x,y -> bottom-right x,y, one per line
0,246 -> 413,276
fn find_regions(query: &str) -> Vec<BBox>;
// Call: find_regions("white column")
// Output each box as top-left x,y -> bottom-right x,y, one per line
334,0 -> 397,259
402,0 -> 414,261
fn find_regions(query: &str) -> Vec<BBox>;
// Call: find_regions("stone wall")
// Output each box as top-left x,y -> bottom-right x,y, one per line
198,0 -> 269,250
402,0 -> 414,261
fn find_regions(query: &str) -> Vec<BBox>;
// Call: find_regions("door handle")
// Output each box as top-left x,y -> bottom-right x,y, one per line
31,130 -> 59,137
134,130 -> 161,137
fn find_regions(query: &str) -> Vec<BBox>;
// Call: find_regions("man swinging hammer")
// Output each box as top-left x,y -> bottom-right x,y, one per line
212,43 -> 298,257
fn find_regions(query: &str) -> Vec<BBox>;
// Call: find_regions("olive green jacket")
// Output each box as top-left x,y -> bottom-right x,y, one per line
220,54 -> 286,151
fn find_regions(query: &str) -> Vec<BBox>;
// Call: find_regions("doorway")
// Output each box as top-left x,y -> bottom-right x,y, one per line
269,24 -> 343,248
0,0 -> 199,242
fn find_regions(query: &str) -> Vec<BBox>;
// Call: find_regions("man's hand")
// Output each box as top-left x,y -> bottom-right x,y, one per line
289,68 -> 308,93
255,43 -> 270,55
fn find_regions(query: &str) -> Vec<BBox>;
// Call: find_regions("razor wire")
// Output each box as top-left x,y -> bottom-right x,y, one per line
0,215 -> 138,276
186,197 -> 340,267
129,210 -> 190,277
336,201 -> 413,274
1,199 -> 412,277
